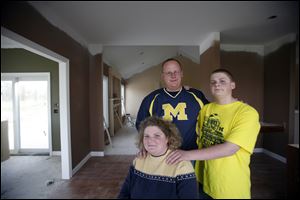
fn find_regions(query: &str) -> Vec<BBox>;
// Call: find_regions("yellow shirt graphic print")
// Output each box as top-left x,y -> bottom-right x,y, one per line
201,113 -> 225,147
162,103 -> 188,121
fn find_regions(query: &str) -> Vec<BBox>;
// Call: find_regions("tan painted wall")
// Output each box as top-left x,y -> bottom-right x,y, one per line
126,44 -> 221,118
126,62 -> 162,118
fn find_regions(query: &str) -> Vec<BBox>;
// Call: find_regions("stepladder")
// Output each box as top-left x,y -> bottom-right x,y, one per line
103,120 -> 113,147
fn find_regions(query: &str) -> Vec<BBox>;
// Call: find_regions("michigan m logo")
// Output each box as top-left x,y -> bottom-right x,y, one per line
162,103 -> 188,121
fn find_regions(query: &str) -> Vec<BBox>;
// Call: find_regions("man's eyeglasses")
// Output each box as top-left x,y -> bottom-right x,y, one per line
163,71 -> 181,77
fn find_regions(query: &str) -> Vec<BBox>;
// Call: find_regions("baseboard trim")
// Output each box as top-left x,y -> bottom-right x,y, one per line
72,151 -> 105,176
253,148 -> 263,153
90,151 -> 104,157
72,153 -> 91,176
262,148 -> 286,163
52,151 -> 61,156
254,148 -> 286,163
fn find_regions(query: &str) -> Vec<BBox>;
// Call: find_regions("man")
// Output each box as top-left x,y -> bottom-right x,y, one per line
136,58 -> 209,151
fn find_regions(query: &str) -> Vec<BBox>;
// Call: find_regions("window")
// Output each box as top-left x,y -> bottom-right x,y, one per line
103,75 -> 109,126
121,83 -> 125,116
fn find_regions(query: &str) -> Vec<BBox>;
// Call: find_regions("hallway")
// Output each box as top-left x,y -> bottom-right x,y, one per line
104,126 -> 139,155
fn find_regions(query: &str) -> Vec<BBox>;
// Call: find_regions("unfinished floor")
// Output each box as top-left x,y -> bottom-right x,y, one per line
1,125 -> 287,199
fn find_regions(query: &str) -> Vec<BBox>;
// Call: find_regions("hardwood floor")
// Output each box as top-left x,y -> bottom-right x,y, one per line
47,155 -> 135,199
1,153 -> 286,199
250,153 -> 286,199
46,153 -> 286,199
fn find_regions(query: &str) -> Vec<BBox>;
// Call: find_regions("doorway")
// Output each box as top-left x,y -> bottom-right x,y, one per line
1,73 -> 51,154
1,27 -> 72,179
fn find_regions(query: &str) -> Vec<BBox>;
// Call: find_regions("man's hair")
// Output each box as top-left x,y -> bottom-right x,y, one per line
161,58 -> 182,71
211,68 -> 234,81
137,116 -> 182,150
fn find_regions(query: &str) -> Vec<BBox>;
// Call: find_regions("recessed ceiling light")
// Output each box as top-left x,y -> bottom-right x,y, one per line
267,15 -> 277,20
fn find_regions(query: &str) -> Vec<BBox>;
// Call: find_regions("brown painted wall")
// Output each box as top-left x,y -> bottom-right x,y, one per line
263,43 -> 295,157
89,54 -> 104,151
220,51 -> 264,148
199,41 -> 221,101
2,2 -> 103,167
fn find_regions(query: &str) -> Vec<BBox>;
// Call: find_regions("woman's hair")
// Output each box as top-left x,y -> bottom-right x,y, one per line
136,116 -> 182,150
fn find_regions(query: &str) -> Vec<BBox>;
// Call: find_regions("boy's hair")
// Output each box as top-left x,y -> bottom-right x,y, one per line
161,58 -> 183,71
137,116 -> 182,150
211,68 -> 234,81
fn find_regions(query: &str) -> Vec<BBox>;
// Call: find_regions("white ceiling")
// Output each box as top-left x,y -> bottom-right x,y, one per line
2,1 -> 299,79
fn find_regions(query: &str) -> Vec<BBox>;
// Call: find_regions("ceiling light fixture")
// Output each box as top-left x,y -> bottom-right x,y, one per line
267,15 -> 277,20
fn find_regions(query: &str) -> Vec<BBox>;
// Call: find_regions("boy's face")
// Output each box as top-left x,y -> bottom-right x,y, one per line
210,72 -> 235,98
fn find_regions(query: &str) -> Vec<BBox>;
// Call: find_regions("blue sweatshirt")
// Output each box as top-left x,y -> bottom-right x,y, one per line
118,150 -> 198,199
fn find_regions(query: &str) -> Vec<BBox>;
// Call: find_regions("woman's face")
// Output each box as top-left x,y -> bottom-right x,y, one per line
210,72 -> 235,98
143,126 -> 168,156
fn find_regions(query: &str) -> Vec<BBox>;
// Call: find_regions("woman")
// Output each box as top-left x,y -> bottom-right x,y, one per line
118,116 -> 198,199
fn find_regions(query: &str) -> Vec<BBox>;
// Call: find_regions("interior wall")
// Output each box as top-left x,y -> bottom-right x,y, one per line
89,54 -> 104,151
126,43 -> 221,119
263,43 -> 295,157
1,48 -> 61,151
125,61 -> 161,118
2,2 -> 100,167
220,50 -> 264,148
199,41 -> 221,101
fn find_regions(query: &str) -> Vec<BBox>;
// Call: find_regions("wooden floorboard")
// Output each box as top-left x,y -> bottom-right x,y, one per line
46,153 -> 286,199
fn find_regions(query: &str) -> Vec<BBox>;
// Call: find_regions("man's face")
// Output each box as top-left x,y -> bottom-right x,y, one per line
161,60 -> 183,91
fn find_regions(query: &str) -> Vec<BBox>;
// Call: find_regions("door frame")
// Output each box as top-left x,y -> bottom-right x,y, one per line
1,27 -> 72,179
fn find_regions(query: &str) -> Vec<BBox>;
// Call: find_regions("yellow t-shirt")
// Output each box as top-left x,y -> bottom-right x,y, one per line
195,101 -> 260,199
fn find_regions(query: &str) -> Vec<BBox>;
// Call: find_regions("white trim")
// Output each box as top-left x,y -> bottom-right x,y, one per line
220,44 -> 264,56
200,32 -> 220,55
72,153 -> 91,176
90,151 -> 104,157
163,87 -> 182,99
52,151 -> 61,156
254,148 -> 286,163
259,148 -> 287,163
177,46 -> 200,64
253,148 -> 264,153
264,33 -> 297,56
1,27 -> 72,180
88,44 -> 103,55
72,151 -> 104,175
